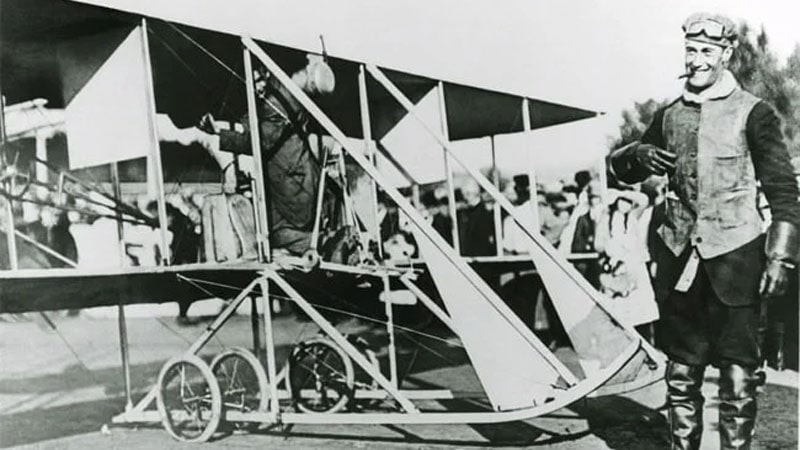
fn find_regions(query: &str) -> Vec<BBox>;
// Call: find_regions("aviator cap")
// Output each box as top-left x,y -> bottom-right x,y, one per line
682,12 -> 737,47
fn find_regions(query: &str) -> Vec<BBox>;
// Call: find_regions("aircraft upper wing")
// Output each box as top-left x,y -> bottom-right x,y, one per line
2,0 -> 599,143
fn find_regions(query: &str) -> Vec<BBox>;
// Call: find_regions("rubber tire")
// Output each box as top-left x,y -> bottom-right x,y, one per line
210,347 -> 270,429
287,337 -> 354,414
156,354 -> 222,443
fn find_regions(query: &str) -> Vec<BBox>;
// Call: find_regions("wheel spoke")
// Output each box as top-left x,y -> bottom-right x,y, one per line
229,359 -> 240,391
158,355 -> 222,442
289,339 -> 354,413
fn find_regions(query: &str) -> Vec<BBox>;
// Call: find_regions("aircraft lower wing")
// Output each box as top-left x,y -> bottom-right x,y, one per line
0,264 -> 260,314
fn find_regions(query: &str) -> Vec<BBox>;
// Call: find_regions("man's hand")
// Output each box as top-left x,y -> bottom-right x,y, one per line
633,143 -> 676,176
759,259 -> 794,299
762,221 -> 799,299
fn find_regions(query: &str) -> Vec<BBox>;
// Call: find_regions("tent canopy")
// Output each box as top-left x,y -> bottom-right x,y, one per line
1,0 -> 598,144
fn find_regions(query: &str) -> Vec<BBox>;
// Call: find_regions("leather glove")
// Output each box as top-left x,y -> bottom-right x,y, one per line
632,143 -> 676,176
759,258 -> 794,298
760,221 -> 799,299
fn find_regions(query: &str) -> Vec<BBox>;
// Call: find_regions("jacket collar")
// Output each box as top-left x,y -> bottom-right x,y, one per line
682,70 -> 738,104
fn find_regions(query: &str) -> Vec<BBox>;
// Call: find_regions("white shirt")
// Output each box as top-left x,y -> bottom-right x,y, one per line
502,200 -> 538,254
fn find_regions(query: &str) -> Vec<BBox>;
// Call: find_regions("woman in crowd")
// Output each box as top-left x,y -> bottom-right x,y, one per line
593,189 -> 659,329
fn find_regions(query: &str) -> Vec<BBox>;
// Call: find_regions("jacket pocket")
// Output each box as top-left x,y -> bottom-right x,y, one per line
716,190 -> 751,229
712,155 -> 747,191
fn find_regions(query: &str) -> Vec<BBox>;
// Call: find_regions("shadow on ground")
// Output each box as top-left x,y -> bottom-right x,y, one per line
0,397 -> 128,448
572,395 -> 668,450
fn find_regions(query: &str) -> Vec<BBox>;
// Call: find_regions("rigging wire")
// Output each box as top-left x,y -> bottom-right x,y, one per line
162,21 -> 291,123
148,25 -> 237,120
154,316 -> 193,345
175,273 -> 464,351
0,184 -> 151,227
147,27 -> 216,98
27,105 -> 116,200
177,272 -> 443,393
33,158 -> 142,218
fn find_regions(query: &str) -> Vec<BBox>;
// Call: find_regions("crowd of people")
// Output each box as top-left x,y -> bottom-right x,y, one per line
9,189 -> 203,269
376,169 -> 664,336
2,186 -> 207,322
379,170 -> 662,296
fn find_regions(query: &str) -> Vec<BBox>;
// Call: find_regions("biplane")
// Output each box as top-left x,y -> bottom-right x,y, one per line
0,0 -> 665,443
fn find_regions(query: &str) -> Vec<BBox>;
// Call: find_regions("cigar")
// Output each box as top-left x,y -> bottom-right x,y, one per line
678,68 -> 696,79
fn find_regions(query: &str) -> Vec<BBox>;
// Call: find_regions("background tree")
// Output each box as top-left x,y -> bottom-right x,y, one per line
731,24 -> 800,167
781,44 -> 800,172
609,98 -> 670,149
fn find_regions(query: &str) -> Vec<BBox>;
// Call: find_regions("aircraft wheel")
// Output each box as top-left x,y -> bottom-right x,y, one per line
287,337 -> 354,413
210,347 -> 269,430
156,354 -> 222,443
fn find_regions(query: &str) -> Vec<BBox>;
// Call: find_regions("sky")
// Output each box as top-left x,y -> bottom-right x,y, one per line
72,0 -> 800,182
329,0 -> 800,182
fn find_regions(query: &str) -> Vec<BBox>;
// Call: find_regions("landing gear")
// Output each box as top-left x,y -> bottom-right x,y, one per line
156,355 -> 222,443
210,347 -> 269,430
287,337 -> 354,413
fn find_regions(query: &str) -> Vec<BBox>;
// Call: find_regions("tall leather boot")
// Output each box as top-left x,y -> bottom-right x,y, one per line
666,361 -> 706,450
718,364 -> 758,450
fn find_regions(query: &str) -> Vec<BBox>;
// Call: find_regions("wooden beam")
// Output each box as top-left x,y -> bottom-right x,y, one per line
243,47 -> 271,261
522,98 -> 540,233
365,64 -> 660,359
438,81 -> 460,253
140,20 -> 171,265
264,268 -> 418,413
243,36 -> 579,388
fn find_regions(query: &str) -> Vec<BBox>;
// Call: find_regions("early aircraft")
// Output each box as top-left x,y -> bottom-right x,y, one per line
0,0 -> 664,442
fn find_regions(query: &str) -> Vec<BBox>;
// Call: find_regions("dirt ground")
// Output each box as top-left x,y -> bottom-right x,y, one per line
0,308 -> 796,449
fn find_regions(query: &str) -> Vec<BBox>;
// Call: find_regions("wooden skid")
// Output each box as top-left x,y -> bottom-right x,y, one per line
115,341 -> 638,426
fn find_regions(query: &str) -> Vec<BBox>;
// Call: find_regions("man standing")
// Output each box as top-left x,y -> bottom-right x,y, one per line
608,13 -> 799,450
502,174 -> 536,254
458,179 -> 495,256
570,181 -> 605,288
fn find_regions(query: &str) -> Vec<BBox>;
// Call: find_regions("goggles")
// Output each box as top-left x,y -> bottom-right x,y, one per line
683,19 -> 727,39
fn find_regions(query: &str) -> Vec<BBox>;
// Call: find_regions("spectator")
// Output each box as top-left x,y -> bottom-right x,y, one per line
567,181 -> 605,288
594,189 -> 658,328
458,179 -> 495,256
541,192 -> 571,247
502,174 -> 536,254
421,189 -> 453,245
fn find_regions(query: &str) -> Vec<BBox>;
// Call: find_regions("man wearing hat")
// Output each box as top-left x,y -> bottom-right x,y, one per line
502,174 -> 536,254
608,13 -> 799,450
200,53 -> 336,256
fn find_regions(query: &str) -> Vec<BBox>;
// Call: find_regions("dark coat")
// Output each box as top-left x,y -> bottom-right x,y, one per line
458,201 -> 495,257
218,84 -> 321,255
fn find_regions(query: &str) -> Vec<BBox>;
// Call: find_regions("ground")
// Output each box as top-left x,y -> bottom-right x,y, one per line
0,303 -> 796,450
